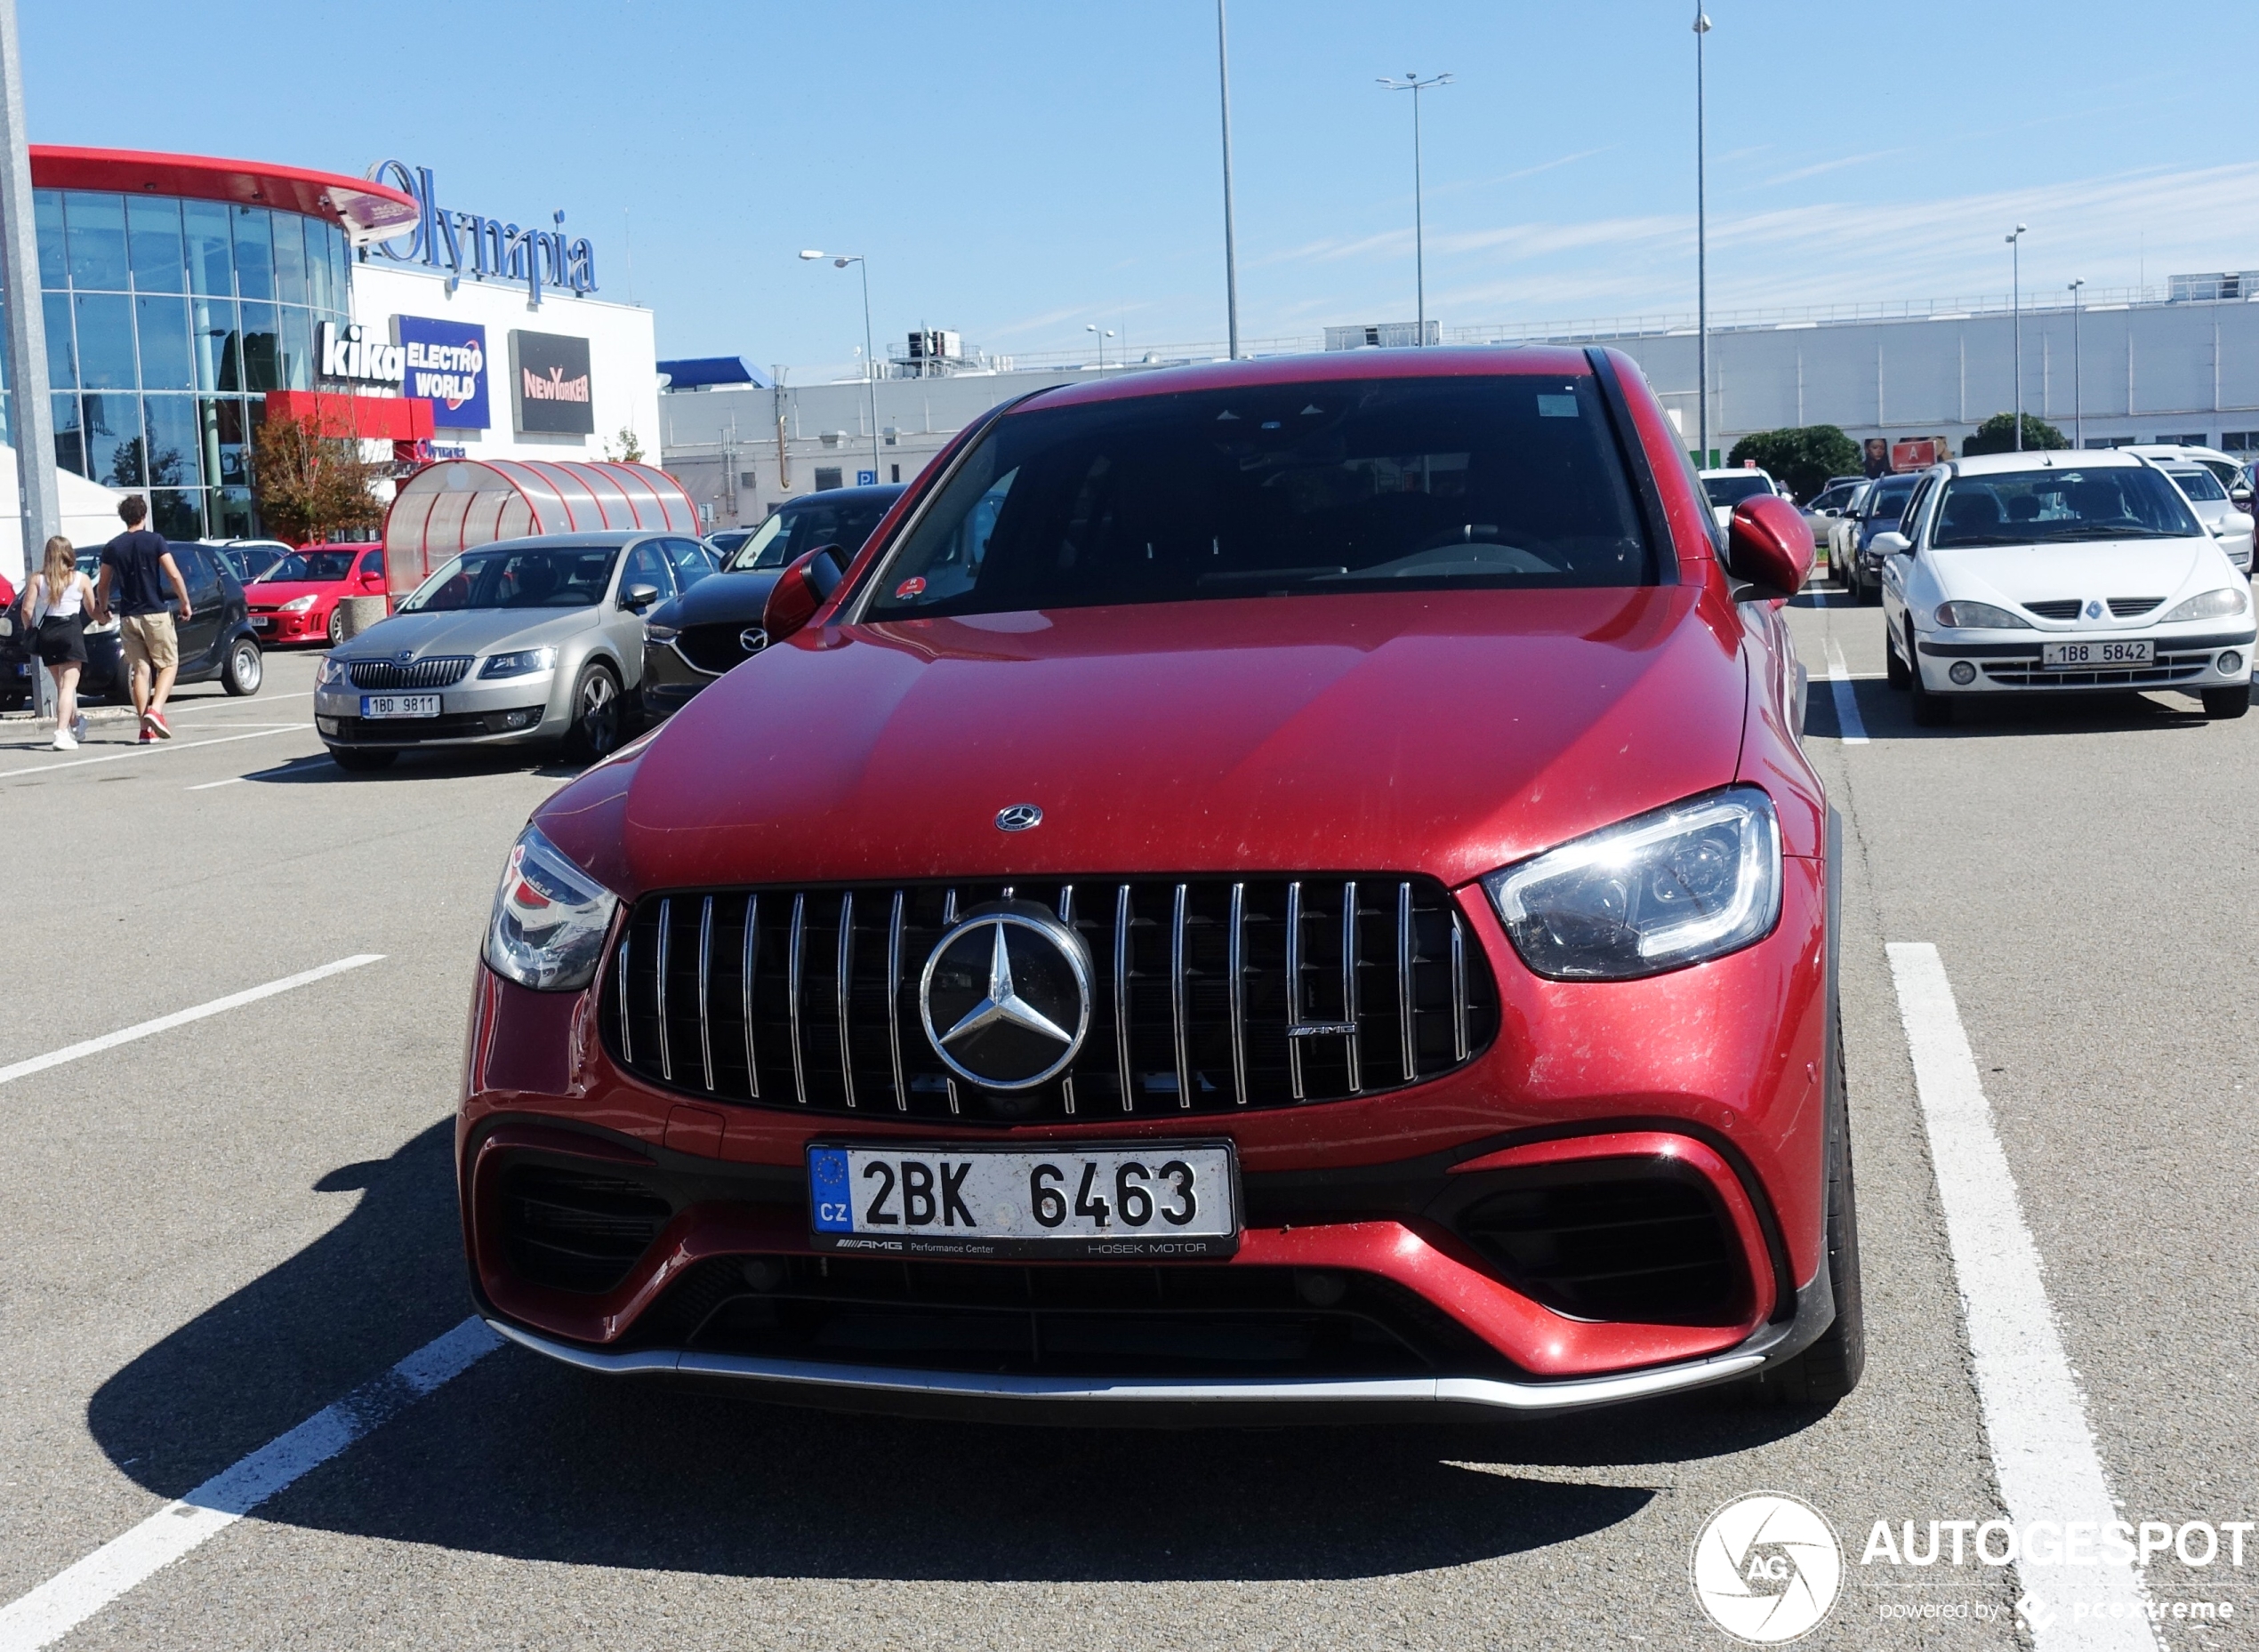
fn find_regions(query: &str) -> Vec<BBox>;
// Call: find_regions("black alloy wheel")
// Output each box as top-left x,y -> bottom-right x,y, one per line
329,745 -> 397,772
2201,686 -> 2251,720
221,638 -> 262,696
566,662 -> 623,759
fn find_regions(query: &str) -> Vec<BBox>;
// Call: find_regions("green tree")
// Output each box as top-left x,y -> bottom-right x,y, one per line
250,415 -> 385,543
1725,425 -> 1861,502
1962,412 -> 2068,455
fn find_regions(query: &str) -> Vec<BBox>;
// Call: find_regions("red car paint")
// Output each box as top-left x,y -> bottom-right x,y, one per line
460,347 -> 1836,1404
245,546 -> 389,645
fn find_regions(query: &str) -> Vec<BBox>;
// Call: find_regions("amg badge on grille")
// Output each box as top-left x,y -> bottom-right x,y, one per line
919,903 -> 1091,1089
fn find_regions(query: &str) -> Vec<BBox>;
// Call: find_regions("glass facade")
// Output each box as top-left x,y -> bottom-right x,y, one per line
13,189 -> 352,538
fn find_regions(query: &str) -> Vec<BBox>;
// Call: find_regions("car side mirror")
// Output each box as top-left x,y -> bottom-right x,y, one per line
759,544 -> 848,646
621,582 -> 662,612
1870,530 -> 1911,557
1723,496 -> 1813,600
2232,488 -> 2252,509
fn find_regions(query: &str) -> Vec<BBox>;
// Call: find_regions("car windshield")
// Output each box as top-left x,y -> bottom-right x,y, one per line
707,530 -> 753,557
1930,467 -> 2204,548
255,551 -> 356,582
1702,474 -> 1773,508
2166,467 -> 2227,502
397,545 -> 622,612
862,376 -> 1654,619
1864,480 -> 1917,518
727,498 -> 896,572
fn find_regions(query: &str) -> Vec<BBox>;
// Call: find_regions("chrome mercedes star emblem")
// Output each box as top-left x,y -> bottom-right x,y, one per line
918,906 -> 1091,1089
994,803 -> 1042,832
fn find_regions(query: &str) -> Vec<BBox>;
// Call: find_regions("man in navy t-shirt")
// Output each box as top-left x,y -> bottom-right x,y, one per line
94,494 -> 192,742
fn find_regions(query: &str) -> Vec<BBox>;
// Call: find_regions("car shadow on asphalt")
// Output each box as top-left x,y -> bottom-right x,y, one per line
1805,679 -> 2234,742
243,750 -> 591,784
87,1120 -> 1824,1583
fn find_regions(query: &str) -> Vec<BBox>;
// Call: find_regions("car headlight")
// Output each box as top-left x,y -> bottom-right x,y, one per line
478,646 -> 559,678
2161,587 -> 2250,623
279,594 -> 317,613
643,623 -> 680,644
316,654 -> 350,688
1933,600 -> 2031,630
484,824 -> 619,991
1482,788 -> 1781,982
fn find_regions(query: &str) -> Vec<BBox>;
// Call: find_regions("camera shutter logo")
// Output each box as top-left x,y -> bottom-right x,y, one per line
1690,1492 -> 1842,1644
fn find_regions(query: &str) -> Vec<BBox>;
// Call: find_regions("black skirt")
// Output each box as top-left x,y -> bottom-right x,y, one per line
36,612 -> 86,666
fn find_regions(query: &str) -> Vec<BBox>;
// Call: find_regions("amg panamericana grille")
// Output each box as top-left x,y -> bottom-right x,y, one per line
600,878 -> 1499,1124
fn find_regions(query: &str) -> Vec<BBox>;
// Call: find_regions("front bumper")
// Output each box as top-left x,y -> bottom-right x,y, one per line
1914,628 -> 2255,692
249,607 -> 325,644
316,670 -> 562,746
639,641 -> 714,719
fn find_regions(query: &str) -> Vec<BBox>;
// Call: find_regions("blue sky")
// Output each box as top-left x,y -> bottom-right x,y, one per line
24,2 -> 2258,379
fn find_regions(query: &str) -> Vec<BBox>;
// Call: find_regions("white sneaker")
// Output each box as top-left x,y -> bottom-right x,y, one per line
51,730 -> 76,750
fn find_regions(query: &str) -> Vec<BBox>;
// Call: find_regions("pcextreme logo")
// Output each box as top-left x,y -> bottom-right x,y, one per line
1692,1492 -> 1845,1644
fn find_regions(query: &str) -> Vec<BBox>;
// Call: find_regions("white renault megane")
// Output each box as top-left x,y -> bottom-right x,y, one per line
1877,449 -> 2255,726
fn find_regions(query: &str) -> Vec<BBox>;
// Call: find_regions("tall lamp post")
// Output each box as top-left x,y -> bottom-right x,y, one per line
1217,0 -> 1241,359
1378,71 -> 1451,345
2067,278 -> 2085,450
1086,323 -> 1113,374
0,0 -> 60,718
800,250 -> 880,482
1693,8 -> 1711,466
2006,223 -> 2028,452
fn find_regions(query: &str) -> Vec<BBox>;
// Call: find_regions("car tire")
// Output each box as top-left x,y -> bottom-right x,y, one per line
326,605 -> 346,647
1908,627 -> 1953,726
565,662 -> 623,760
1885,628 -> 1911,690
1753,1002 -> 1865,1407
328,745 -> 397,772
2201,686 -> 2250,719
221,638 -> 262,696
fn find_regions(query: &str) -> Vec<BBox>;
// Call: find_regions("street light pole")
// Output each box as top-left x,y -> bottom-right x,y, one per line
0,0 -> 60,718
2068,278 -> 2085,451
1085,324 -> 1113,373
1693,9 -> 1711,466
1216,0 -> 1241,360
801,250 -> 880,482
1379,72 -> 1452,344
2006,223 -> 2027,452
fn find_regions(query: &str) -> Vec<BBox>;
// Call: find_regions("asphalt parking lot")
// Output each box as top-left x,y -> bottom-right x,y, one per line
0,607 -> 2252,1652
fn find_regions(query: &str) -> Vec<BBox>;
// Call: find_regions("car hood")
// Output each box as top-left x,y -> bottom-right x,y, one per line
1927,537 -> 2219,605
243,579 -> 348,605
648,569 -> 789,630
575,586 -> 1750,895
334,605 -> 599,659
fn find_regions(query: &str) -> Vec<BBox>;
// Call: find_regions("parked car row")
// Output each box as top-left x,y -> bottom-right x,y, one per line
2,540 -> 264,709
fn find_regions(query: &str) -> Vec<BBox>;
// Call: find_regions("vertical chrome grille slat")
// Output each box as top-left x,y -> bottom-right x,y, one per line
616,933 -> 632,1065
787,893 -> 808,1104
1341,879 -> 1362,1095
696,895 -> 715,1093
740,893 -> 759,1098
886,889 -> 906,1111
654,897 -> 673,1083
942,887 -> 960,1116
1170,883 -> 1193,1110
1450,910 -> 1470,1062
1395,881 -> 1416,1084
1113,884 -> 1134,1113
1226,882 -> 1248,1106
1284,881 -> 1306,1102
836,891 -> 856,1109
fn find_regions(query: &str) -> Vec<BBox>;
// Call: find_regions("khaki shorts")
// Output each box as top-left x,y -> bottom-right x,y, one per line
121,612 -> 179,673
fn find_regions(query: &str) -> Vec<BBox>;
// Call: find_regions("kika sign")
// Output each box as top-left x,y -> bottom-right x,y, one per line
318,321 -> 404,387
366,161 -> 597,308
510,330 -> 594,436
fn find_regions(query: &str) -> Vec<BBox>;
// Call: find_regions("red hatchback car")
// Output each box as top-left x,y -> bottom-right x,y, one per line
245,545 -> 389,646
461,348 -> 1859,1419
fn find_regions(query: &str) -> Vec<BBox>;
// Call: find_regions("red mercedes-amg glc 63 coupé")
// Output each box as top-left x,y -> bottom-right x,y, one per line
461,346 -> 1859,1419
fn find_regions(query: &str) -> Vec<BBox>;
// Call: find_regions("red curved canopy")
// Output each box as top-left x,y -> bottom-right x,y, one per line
382,460 -> 701,594
29,146 -> 419,245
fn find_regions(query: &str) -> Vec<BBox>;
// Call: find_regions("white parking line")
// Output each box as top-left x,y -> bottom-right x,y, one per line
0,1318 -> 501,1652
1823,637 -> 1869,745
0,955 -> 382,1088
1887,943 -> 2158,1651
185,776 -> 245,790
0,725 -> 310,780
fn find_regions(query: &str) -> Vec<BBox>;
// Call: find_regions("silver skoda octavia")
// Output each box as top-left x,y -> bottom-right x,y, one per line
314,531 -> 705,771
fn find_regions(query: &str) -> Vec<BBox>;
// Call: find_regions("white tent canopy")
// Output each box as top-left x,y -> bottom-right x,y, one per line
382,460 -> 701,596
0,449 -> 129,585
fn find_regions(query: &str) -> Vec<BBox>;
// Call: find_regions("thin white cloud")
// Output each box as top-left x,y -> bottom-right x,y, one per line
1759,148 -> 1904,187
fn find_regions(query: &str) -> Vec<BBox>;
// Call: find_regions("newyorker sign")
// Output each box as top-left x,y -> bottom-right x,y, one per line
366,161 -> 597,309
510,331 -> 594,436
397,317 -> 489,430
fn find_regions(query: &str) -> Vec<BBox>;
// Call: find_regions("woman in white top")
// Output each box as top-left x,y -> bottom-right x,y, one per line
19,535 -> 96,750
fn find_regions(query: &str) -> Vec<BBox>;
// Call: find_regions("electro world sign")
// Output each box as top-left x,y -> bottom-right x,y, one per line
397,317 -> 490,430
366,161 -> 598,308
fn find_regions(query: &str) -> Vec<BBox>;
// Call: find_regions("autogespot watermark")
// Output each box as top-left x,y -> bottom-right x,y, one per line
1692,1496 -> 2248,1642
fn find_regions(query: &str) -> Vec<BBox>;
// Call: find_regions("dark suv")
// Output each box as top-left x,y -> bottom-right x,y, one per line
1,540 -> 263,708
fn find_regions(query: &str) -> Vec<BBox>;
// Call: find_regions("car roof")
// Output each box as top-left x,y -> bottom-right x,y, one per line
780,485 -> 904,510
1952,448 -> 2142,477
1019,344 -> 1597,413
1697,466 -> 1772,478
